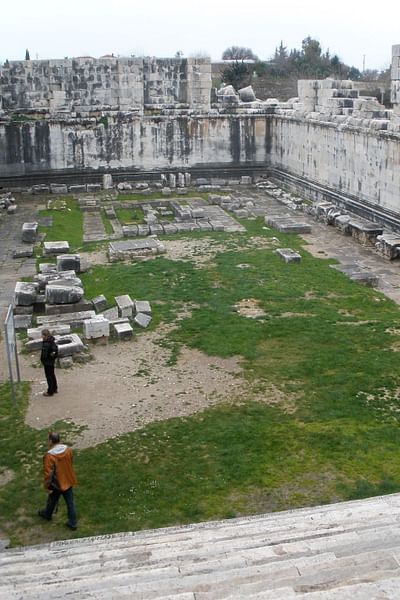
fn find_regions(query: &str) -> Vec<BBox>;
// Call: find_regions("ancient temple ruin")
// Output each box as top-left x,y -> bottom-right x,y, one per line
1,47 -> 400,229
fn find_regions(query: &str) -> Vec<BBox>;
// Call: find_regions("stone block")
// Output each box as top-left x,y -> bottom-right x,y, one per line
275,248 -> 302,263
14,314 -> 32,329
83,316 -> 110,339
36,270 -> 81,290
68,185 -> 87,193
103,174 -> 113,190
7,204 -> 17,214
43,241 -> 70,256
59,356 -> 74,368
37,310 -> 96,328
45,300 -> 92,315
86,184 -> 102,192
122,225 -> 139,237
134,300 -> 151,315
13,305 -> 33,315
102,306 -> 119,321
57,254 -> 81,273
55,333 -> 85,357
22,222 -> 38,243
27,325 -> 71,340
162,223 -> 178,235
45,284 -> 84,305
134,312 -> 152,328
92,294 -> 108,313
113,322 -> 134,340
115,294 -> 134,318
50,183 -> 68,194
32,185 -> 50,194
13,246 -> 34,258
39,263 -> 57,273
14,281 -> 38,306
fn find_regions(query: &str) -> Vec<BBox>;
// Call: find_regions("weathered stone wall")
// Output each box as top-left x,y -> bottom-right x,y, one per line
0,57 -> 211,113
0,115 -> 270,176
268,116 -> 400,214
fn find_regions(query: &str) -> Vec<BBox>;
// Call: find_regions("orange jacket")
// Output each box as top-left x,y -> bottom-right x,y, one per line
43,444 -> 77,492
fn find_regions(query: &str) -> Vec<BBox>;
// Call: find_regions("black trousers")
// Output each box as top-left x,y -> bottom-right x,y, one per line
44,364 -> 58,394
42,487 -> 77,527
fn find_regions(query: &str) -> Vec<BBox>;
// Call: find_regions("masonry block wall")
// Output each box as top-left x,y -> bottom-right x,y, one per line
0,57 -> 211,113
0,115 -> 270,176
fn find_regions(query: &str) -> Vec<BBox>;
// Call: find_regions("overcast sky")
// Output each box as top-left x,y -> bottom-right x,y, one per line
1,0 -> 398,71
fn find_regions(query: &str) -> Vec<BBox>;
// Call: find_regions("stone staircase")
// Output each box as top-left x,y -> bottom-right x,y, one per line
2,494 -> 400,599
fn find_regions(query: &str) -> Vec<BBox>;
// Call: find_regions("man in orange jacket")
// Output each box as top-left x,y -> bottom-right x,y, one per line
38,431 -> 78,530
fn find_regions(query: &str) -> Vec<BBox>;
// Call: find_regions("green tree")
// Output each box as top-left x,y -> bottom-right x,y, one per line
222,46 -> 258,61
25,49 -> 30,61
221,60 -> 252,90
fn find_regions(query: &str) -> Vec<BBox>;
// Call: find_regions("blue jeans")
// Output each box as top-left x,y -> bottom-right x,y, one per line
43,487 -> 77,527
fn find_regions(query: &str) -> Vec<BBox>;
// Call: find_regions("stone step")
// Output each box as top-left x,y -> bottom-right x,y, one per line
2,494 -> 400,599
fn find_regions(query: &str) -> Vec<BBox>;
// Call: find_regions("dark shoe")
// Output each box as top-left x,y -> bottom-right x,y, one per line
38,510 -> 51,521
65,522 -> 77,530
43,392 -> 53,397
54,390 -> 58,394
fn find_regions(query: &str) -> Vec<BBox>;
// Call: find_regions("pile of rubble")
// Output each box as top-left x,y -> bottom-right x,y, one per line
13,242 -> 152,368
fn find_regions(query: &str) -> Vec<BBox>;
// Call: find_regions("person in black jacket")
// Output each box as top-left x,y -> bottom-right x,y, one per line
41,329 -> 58,396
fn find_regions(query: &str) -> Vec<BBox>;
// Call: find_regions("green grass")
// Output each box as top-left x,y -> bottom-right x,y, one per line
100,209 -> 115,234
38,197 -> 83,252
115,206 -> 144,225
3,216 -> 400,546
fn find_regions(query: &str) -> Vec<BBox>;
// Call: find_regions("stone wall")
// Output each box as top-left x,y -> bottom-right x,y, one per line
0,115 -> 270,176
0,57 -> 211,113
268,116 -> 400,215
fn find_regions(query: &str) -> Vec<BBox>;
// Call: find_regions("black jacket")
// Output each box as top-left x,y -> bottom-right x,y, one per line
41,336 -> 58,366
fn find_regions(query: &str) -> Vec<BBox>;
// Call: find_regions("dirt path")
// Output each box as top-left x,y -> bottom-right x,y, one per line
23,329 -> 246,449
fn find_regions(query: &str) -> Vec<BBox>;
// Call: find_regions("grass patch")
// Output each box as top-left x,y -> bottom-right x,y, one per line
38,197 -> 83,252
100,209 -> 115,234
3,217 -> 400,546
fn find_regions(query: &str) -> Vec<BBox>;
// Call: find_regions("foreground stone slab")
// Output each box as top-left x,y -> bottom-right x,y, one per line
37,310 -> 96,328
45,284 -> 84,305
45,300 -> 93,315
109,238 -> 166,261
43,241 -> 70,256
14,282 -> 38,306
266,215 -> 311,234
27,325 -> 71,340
275,248 -> 302,263
21,222 -> 38,243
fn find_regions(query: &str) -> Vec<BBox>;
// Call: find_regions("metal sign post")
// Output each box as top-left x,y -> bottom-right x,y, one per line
4,305 -> 21,407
